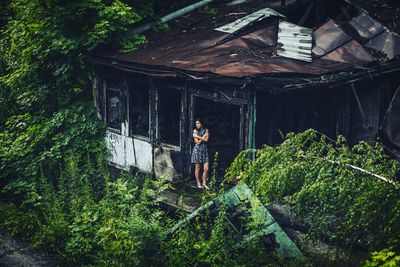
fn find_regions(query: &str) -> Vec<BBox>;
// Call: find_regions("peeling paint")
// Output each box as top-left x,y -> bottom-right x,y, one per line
106,130 -> 153,172
105,131 -> 125,167
126,137 -> 153,172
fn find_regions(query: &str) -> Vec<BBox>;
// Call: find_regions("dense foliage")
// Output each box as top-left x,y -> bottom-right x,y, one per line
1,0 -> 400,266
226,130 -> 400,265
0,0 -> 182,265
1,126 -> 400,265
0,172 -> 168,265
0,0 -> 196,187
0,1 -> 150,261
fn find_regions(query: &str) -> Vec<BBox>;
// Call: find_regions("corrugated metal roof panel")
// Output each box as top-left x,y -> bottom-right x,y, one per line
277,21 -> 312,62
215,7 -> 284,33
94,1 -> 398,78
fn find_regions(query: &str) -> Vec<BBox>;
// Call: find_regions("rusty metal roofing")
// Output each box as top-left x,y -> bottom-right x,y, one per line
348,12 -> 385,39
321,40 -> 375,65
312,19 -> 352,57
95,0 -> 400,78
365,30 -> 400,60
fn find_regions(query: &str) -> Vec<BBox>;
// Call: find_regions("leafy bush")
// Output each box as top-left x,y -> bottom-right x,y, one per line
363,249 -> 400,266
226,130 -> 400,254
0,173 -> 167,266
0,202 -> 42,241
162,203 -> 271,267
65,177 -> 165,266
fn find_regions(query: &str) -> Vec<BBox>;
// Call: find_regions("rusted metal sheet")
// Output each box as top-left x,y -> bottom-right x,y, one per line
322,39 -> 375,65
277,20 -> 312,62
313,19 -> 352,57
94,0 -> 398,79
365,30 -> 400,60
348,12 -> 385,40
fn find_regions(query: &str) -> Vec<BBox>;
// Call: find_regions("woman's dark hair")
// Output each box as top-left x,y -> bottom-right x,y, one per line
194,118 -> 205,128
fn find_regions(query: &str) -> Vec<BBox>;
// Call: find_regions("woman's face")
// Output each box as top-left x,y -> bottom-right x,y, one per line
195,121 -> 202,129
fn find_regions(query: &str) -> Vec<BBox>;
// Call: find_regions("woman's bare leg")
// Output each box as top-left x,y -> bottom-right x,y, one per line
202,163 -> 209,187
195,164 -> 201,187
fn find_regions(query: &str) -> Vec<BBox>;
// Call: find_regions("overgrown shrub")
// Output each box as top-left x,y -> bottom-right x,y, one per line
226,130 -> 400,254
65,177 -> 166,266
0,172 -> 167,266
363,249 -> 400,266
162,202 -> 272,267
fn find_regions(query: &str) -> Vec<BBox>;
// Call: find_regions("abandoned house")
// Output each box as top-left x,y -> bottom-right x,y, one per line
89,0 -> 400,179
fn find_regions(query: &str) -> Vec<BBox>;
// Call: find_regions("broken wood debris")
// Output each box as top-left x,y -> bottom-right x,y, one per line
168,183 -> 304,259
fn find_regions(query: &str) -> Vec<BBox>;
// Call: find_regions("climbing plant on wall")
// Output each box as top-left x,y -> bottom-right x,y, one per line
0,0 -> 191,262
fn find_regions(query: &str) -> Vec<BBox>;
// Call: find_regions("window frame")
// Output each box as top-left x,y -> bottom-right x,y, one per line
128,79 -> 151,141
103,77 -> 122,133
157,86 -> 182,149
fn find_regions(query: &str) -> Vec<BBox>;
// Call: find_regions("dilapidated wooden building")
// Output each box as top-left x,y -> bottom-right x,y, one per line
89,0 -> 400,179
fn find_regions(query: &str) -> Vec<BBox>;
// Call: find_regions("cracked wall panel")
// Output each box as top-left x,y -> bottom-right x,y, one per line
125,137 -> 153,172
105,131 -> 126,167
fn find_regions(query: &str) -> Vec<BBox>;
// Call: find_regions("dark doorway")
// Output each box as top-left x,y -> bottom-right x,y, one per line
159,88 -> 181,146
193,97 -> 242,173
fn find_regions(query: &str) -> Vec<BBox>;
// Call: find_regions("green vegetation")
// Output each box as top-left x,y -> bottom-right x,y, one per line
163,202 -> 278,267
1,0 -> 400,266
364,249 -> 400,267
226,130 -> 400,265
200,5 -> 219,17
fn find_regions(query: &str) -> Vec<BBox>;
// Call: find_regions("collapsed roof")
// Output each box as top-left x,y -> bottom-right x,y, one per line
168,183 -> 303,259
92,0 -> 400,84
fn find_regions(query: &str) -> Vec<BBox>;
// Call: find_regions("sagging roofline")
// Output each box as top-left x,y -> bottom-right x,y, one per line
88,55 -> 400,94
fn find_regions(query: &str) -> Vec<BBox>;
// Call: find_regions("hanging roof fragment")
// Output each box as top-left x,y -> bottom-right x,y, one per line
92,0 -> 400,81
277,20 -> 313,62
168,183 -> 303,259
215,7 -> 284,33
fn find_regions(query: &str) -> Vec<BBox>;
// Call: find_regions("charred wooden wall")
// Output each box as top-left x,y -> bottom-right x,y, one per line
93,65 -> 255,179
255,73 -> 400,148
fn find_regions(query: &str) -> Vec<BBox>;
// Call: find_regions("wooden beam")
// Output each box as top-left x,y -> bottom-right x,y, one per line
298,1 -> 315,26
351,83 -> 367,123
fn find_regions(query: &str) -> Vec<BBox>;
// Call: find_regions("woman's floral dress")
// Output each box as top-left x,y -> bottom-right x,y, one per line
191,128 -> 209,164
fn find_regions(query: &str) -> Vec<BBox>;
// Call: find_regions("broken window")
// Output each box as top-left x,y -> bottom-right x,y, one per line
105,79 -> 121,130
129,81 -> 150,137
159,88 -> 181,146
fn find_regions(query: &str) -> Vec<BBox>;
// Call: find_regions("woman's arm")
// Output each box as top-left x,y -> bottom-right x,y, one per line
195,129 -> 209,142
193,129 -> 202,144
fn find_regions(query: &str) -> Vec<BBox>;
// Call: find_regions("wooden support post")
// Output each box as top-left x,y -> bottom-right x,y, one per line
122,75 -> 129,137
149,77 -> 157,144
351,83 -> 367,123
181,83 -> 189,177
298,1 -> 314,26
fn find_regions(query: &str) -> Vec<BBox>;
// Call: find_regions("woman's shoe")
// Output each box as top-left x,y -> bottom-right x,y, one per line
202,185 -> 209,190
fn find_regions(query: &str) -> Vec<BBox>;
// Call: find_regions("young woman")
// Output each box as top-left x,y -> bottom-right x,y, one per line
191,119 -> 209,189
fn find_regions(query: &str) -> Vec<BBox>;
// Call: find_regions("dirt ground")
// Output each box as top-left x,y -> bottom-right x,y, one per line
0,231 -> 56,267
